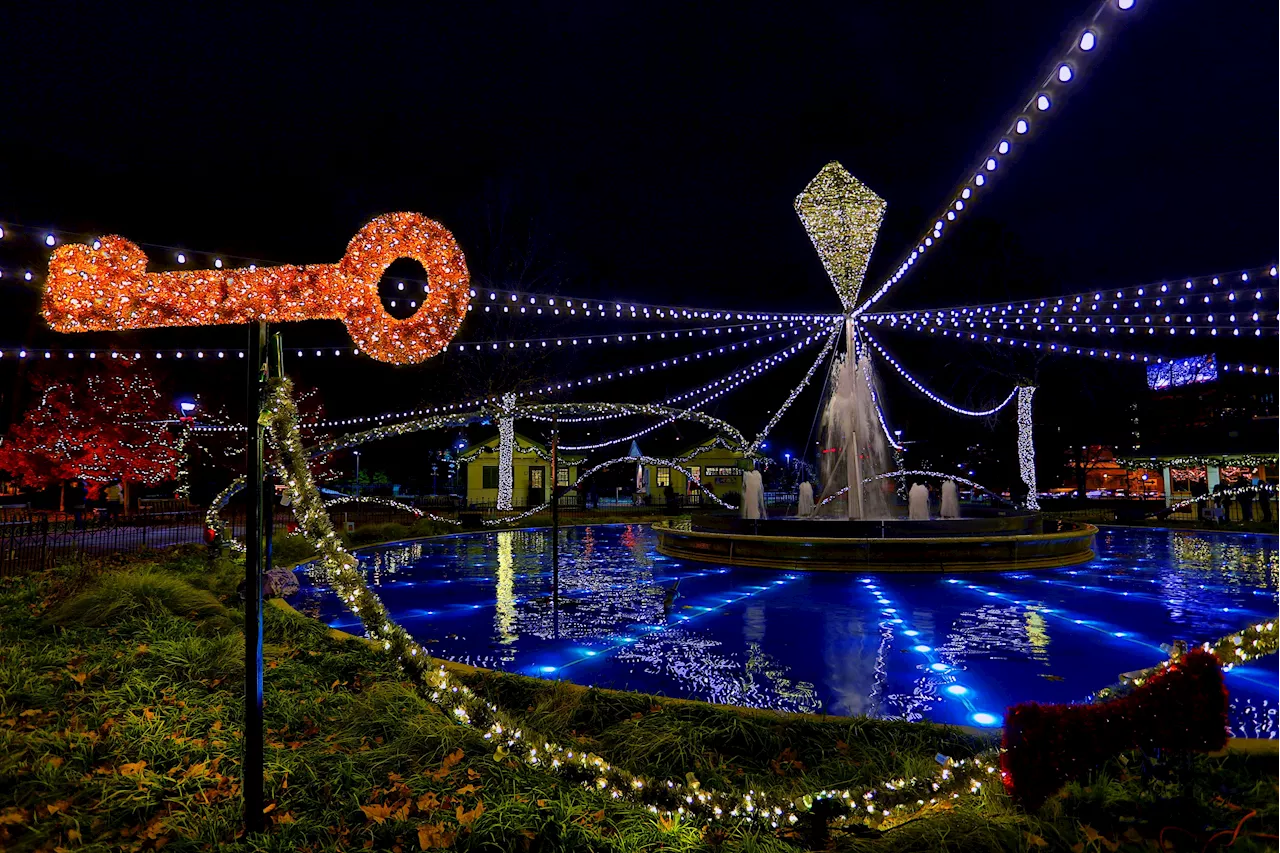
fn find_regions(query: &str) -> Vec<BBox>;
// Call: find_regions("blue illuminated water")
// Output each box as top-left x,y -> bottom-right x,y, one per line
294,525 -> 1278,736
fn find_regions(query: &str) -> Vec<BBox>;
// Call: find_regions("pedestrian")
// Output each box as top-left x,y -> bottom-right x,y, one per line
104,479 -> 124,520
1238,482 -> 1255,522
67,479 -> 88,530
1259,481 -> 1274,524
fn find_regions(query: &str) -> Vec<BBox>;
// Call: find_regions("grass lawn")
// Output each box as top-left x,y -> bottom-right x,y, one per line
1,543 -> 1276,852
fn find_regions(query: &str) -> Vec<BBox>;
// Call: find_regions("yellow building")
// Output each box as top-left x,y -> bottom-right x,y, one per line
459,433 -> 584,507
638,436 -> 752,503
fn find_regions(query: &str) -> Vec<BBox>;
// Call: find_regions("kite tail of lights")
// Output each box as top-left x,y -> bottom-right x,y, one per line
1017,386 -> 1039,511
749,324 -> 842,453
861,328 -> 1017,417
259,375 -> 1004,830
497,393 -> 516,511
860,353 -> 904,452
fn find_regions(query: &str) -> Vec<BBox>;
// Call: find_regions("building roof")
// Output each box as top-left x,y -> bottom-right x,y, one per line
457,432 -> 587,465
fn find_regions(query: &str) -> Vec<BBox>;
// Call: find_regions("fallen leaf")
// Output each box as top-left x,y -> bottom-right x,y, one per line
417,823 -> 456,849
360,803 -> 396,824
70,672 -> 88,686
455,784 -> 481,796
276,812 -> 296,824
0,808 -> 27,825
466,768 -> 480,780
136,644 -> 149,654
456,802 -> 485,828
1025,832 -> 1049,848
429,749 -> 464,781
415,792 -> 441,812
211,720 -> 223,732
47,756 -> 64,769
120,761 -> 147,777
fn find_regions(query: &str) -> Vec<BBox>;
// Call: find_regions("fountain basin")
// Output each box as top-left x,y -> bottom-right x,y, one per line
653,513 -> 1097,572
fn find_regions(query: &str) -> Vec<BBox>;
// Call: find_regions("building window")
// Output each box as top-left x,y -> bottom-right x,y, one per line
530,467 -> 545,489
482,466 -> 499,489
704,466 -> 742,477
687,466 -> 701,491
556,466 -> 570,487
656,467 -> 671,487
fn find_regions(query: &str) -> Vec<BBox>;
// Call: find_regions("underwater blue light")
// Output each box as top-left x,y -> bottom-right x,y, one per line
540,666 -> 557,673
971,712 -> 1000,726
913,644 -> 932,653
945,685 -> 968,696
903,630 -> 920,637
930,663 -> 949,672
1113,632 -> 1127,638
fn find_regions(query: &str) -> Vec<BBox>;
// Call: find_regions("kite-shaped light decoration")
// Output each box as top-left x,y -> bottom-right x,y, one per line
41,212 -> 470,365
794,161 -> 887,313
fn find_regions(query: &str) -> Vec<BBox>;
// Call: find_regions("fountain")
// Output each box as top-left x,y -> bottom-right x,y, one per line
652,163 -> 1094,572
653,323 -> 1096,572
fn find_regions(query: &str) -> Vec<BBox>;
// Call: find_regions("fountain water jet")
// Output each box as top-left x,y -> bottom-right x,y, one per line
816,331 -> 895,519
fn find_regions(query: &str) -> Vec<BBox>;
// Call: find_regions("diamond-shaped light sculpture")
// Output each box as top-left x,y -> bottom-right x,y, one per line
794,161 -> 887,313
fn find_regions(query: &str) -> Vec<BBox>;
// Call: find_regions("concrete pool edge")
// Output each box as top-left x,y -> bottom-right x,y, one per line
651,519 -> 1099,572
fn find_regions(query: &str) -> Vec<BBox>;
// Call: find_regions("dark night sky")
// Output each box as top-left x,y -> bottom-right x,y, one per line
0,0 -> 1275,479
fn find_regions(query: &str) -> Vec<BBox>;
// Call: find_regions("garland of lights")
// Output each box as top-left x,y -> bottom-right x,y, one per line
446,319 -> 809,352
814,470 -> 1009,509
308,320 -> 832,430
861,329 -> 1017,417
320,495 -> 463,527
1016,386 -> 1039,512
1114,454 -> 1278,471
556,331 -> 837,451
260,381 -> 1005,831
861,356 -> 904,452
526,329 -> 836,425
42,213 -> 471,365
871,309 -> 1273,339
748,325 -> 842,453
1162,484 -> 1278,516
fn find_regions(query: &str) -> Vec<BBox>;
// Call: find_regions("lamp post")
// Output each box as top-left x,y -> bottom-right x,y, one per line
354,450 -> 361,496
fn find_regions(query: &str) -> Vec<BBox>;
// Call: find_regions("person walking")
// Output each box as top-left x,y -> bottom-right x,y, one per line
67,479 -> 88,530
104,479 -> 124,520
1238,482 -> 1255,523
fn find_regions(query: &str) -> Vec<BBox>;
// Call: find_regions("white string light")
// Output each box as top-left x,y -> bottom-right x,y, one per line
1017,386 -> 1039,511
861,265 -> 1277,322
861,329 -> 1017,417
496,393 -> 516,511
748,325 -> 843,452
854,0 -> 1144,316
308,319 -> 832,430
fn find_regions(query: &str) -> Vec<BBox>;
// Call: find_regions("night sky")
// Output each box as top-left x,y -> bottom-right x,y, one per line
0,0 -> 1275,484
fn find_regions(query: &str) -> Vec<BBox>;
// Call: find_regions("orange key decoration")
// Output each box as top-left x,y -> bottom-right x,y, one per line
42,212 -> 470,365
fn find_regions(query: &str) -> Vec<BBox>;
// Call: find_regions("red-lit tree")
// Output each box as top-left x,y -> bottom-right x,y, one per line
0,359 -> 180,496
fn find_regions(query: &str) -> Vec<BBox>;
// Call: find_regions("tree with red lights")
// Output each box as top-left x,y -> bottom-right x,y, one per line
0,359 -> 180,496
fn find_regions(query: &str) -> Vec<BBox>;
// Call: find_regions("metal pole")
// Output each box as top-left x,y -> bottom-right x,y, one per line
243,321 -> 266,836
550,416 -> 559,638
354,452 -> 361,496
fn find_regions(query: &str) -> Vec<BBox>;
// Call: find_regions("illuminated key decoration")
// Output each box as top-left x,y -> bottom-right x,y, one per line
42,212 -> 470,365
794,162 -> 887,313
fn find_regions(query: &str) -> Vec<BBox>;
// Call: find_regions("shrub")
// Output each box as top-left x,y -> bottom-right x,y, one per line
49,569 -> 234,633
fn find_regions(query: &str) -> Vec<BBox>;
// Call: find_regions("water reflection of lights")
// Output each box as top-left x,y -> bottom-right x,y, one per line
495,530 -> 517,647
295,525 -> 1275,734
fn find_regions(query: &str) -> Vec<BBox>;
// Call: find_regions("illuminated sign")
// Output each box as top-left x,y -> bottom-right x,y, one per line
1146,354 -> 1218,391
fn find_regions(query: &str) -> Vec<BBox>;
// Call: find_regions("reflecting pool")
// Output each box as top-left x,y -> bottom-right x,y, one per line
294,524 -> 1278,736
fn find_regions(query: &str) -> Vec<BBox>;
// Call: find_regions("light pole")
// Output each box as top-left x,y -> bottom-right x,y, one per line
354,450 -> 361,496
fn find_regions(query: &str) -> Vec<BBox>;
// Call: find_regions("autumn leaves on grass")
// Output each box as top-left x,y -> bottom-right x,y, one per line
357,749 -> 486,850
